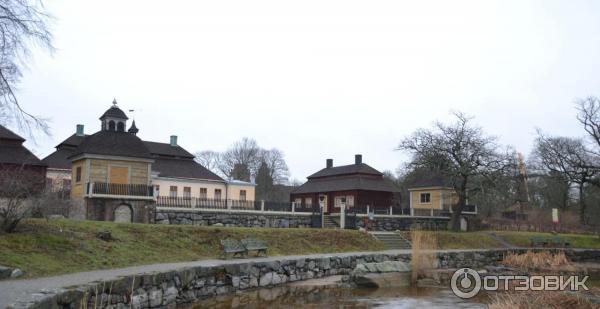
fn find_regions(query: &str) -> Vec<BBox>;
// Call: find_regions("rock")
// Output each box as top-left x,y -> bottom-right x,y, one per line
10,268 -> 23,278
163,286 -> 178,304
231,276 -> 241,288
376,261 -> 411,273
47,215 -> 65,220
130,291 -> 148,309
147,289 -> 163,307
96,230 -> 114,242
0,265 -> 12,280
259,272 -> 274,286
353,272 -> 411,288
212,223 -> 224,227
353,261 -> 411,275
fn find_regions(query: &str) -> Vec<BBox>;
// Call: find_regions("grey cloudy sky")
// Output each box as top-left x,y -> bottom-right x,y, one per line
15,0 -> 600,181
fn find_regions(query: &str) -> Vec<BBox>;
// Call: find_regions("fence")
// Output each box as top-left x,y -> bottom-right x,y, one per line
88,182 -> 154,197
155,197 -> 471,219
156,197 -> 311,213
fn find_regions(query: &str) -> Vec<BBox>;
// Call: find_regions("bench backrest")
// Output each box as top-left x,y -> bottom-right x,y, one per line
221,239 -> 245,251
241,238 -> 267,248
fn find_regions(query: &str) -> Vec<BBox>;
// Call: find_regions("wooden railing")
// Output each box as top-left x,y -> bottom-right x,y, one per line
87,182 -> 153,198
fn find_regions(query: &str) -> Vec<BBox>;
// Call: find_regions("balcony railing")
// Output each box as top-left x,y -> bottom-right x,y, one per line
86,182 -> 154,199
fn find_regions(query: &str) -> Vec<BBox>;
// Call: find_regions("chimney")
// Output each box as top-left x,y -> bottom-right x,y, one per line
326,159 -> 333,168
355,154 -> 362,165
170,135 -> 178,146
76,124 -> 84,136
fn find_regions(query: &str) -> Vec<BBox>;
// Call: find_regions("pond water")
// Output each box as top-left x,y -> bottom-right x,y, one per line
186,285 -> 488,309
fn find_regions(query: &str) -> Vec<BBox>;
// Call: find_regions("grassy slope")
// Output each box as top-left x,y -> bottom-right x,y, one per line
399,231 -> 503,249
494,231 -> 600,249
0,219 -> 384,278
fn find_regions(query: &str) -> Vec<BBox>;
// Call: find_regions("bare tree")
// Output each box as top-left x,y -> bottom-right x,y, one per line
577,97 -> 600,154
0,0 -> 53,137
217,137 -> 261,180
0,164 -> 44,233
194,150 -> 221,174
398,112 -> 510,231
532,132 -> 599,223
259,148 -> 290,185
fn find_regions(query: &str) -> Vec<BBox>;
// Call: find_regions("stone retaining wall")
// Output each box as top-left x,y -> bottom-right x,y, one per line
155,209 -> 313,228
356,216 -> 450,231
155,209 -> 452,231
12,249 -> 600,309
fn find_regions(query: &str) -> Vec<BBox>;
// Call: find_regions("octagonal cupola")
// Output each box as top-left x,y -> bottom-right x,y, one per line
100,98 -> 129,132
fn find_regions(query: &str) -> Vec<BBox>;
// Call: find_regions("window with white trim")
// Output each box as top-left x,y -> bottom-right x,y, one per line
420,192 -> 431,203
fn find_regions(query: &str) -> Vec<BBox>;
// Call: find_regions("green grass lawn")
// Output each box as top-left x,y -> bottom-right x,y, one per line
493,231 -> 600,249
0,219 -> 384,278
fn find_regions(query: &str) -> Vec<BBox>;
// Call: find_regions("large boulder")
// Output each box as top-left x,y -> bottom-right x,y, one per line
353,272 -> 411,288
351,260 -> 411,288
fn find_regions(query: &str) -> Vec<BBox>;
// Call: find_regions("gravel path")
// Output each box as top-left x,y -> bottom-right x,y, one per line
0,250 -> 414,308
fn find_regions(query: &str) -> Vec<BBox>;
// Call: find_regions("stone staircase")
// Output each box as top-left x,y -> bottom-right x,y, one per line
371,232 -> 412,250
323,215 -> 339,229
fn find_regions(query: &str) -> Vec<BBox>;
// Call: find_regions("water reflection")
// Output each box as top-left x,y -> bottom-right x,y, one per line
187,285 -> 486,309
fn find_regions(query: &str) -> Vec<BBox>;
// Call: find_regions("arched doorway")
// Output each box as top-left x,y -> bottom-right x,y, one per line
114,204 -> 132,223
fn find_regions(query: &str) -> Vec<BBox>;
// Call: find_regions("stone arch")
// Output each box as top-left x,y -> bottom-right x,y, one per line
108,120 -> 116,131
117,121 -> 125,132
114,204 -> 133,223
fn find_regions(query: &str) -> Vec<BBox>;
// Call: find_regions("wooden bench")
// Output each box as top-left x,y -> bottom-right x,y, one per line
220,239 -> 247,259
550,237 -> 571,248
530,236 -> 548,247
241,238 -> 268,257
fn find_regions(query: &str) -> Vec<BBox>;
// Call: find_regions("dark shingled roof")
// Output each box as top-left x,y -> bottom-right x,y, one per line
0,145 -> 46,166
144,141 -> 194,159
0,125 -> 45,166
292,176 -> 399,194
42,148 -> 76,169
0,125 -> 25,142
69,131 -> 151,159
308,163 -> 383,179
56,134 -> 87,148
408,173 -> 452,189
152,158 -> 224,181
99,105 -> 128,120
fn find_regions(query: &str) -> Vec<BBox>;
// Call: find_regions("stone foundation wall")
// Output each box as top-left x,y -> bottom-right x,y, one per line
11,249 -> 600,309
356,216 -> 450,231
86,199 -> 155,224
155,209 -> 313,228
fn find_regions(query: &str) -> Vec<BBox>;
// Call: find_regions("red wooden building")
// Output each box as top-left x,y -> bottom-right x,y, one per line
0,125 -> 47,196
290,155 -> 400,214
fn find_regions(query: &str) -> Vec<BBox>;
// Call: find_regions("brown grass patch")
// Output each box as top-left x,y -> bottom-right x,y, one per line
410,230 -> 438,284
488,291 -> 598,309
502,250 -> 574,271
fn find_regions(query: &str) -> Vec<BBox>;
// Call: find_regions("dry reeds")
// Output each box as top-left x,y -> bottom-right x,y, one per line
410,230 -> 438,284
488,291 -> 596,309
502,250 -> 574,271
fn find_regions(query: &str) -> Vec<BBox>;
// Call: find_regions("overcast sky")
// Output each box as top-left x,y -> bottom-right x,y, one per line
14,0 -> 600,181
